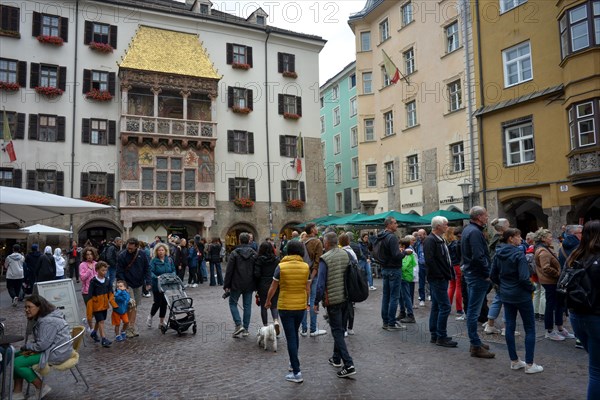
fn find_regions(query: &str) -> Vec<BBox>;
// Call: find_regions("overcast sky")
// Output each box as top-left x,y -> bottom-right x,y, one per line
209,1 -> 366,85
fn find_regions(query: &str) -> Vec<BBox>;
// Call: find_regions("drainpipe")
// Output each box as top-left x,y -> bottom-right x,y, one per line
264,28 -> 273,236
69,0 -> 80,243
474,0 -> 487,207
462,0 -> 476,210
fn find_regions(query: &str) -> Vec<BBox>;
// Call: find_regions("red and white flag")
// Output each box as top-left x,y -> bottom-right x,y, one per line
2,109 -> 17,162
382,49 -> 407,85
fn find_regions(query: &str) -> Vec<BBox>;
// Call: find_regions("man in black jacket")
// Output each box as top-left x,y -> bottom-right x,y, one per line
424,216 -> 457,348
224,232 -> 257,338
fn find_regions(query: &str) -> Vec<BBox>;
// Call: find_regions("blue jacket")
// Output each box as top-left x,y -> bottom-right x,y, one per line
116,249 -> 151,289
490,243 -> 535,304
558,234 -> 580,267
113,289 -> 130,315
461,222 -> 491,279
149,257 -> 175,289
373,230 -> 405,269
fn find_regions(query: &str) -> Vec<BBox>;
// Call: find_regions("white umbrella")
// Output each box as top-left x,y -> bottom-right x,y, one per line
20,224 -> 72,234
0,186 -> 112,224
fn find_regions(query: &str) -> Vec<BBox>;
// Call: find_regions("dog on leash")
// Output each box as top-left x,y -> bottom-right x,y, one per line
257,324 -> 277,352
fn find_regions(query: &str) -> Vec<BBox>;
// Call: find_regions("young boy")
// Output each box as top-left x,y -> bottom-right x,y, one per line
399,237 -> 418,323
86,261 -> 117,348
112,280 -> 131,342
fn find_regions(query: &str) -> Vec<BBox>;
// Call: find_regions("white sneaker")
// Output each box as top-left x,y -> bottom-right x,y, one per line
511,360 -> 526,370
369,286 -> 377,291
484,325 -> 501,335
347,329 -> 355,335
146,315 -> 153,328
501,328 -> 520,336
455,315 -> 466,321
545,330 -> 566,341
427,295 -> 431,301
419,301 -> 425,307
192,283 -> 198,288
557,328 -> 575,339
525,363 -> 544,374
12,297 -> 18,307
344,331 -> 348,337
33,385 -> 52,399
310,329 -> 327,337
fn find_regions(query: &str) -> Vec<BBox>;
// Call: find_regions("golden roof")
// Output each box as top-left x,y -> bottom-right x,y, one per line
119,26 -> 220,79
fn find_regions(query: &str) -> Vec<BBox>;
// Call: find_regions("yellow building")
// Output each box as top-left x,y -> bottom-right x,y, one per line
474,0 -> 600,233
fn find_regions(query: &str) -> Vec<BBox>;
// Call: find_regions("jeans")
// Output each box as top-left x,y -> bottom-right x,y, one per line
542,284 -> 563,330
448,265 -> 463,312
487,292 -> 503,321
209,262 -> 223,286
361,259 -> 373,287
301,279 -> 318,332
327,302 -> 354,367
504,301 -> 536,364
199,260 -> 208,281
188,266 -> 198,284
381,268 -> 402,326
108,266 -> 116,289
533,281 -> 546,315
466,275 -> 490,346
570,313 -> 600,400
6,278 -> 23,300
229,290 -> 253,330
279,309 -> 304,374
429,279 -> 451,340
401,280 -> 414,316
418,263 -> 427,300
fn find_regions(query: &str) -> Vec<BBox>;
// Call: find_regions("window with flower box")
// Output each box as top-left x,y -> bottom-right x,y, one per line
0,168 -> 22,188
32,12 -> 68,42
278,52 -> 296,76
80,172 -> 114,198
82,69 -> 115,95
29,114 -> 65,142
228,86 -> 253,112
228,177 -> 256,201
30,63 -> 66,91
278,94 -> 302,117
281,180 -> 306,202
559,1 -> 600,59
0,111 -> 25,139
279,135 -> 303,158
0,58 -> 26,88
0,5 -> 20,37
81,118 -> 116,145
27,169 -> 64,195
226,43 -> 253,68
227,130 -> 254,154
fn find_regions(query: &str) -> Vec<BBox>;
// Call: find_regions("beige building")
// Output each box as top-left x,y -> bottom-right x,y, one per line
348,0 -> 479,216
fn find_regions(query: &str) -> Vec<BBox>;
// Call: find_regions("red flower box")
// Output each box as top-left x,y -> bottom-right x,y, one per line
283,112 -> 301,120
286,199 -> 304,210
83,194 -> 112,205
86,89 -> 113,102
89,41 -> 114,53
232,63 -> 251,70
282,71 -> 298,79
35,86 -> 64,98
0,81 -> 20,92
234,197 -> 255,208
0,29 -> 21,39
37,35 -> 64,46
232,106 -> 251,114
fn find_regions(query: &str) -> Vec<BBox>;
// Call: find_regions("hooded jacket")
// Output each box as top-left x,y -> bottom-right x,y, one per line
34,248 -> 56,283
23,309 -> 72,369
490,243 -> 535,304
558,234 -> 580,267
424,233 -> 454,281
373,230 -> 405,269
224,244 -> 257,292
53,248 -> 66,277
5,252 -> 25,279
254,254 -> 280,299
461,222 -> 491,279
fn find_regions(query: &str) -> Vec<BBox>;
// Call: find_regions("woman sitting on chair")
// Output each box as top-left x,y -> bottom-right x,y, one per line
13,294 -> 72,400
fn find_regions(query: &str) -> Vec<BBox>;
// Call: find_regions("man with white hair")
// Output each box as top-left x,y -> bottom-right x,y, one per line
424,216 -> 457,347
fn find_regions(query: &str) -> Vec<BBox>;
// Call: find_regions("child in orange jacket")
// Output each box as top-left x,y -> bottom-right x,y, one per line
86,261 -> 117,347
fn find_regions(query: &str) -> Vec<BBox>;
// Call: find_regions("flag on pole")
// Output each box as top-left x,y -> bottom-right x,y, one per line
295,132 -> 303,174
382,49 -> 407,85
2,109 -> 17,162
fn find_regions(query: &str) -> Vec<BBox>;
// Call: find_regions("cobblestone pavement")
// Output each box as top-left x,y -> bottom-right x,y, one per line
1,279 -> 587,400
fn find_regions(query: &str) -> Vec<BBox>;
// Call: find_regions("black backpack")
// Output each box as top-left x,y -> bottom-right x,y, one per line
557,257 -> 596,312
344,251 -> 369,303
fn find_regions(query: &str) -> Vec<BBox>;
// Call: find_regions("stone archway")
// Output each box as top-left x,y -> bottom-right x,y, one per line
223,222 -> 257,254
502,197 -> 548,234
279,221 -> 302,241
569,195 -> 600,224
77,218 -> 123,248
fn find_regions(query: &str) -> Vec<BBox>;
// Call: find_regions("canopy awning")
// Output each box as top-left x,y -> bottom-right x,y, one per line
421,210 -> 470,223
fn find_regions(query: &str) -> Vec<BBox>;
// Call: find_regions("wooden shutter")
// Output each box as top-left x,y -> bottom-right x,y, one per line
28,114 -> 38,140
108,120 -> 116,145
247,46 -> 253,67
84,21 -> 93,44
82,69 -> 91,93
32,12 -> 41,37
281,181 -> 287,202
228,178 -> 235,200
227,130 -> 234,152
81,119 -> 90,143
278,94 -> 284,115
56,116 -> 66,142
289,54 -> 296,72
299,181 -> 306,202
277,52 -> 283,73
60,17 -> 68,42
300,137 -> 304,157
58,66 -> 67,91
109,25 -> 117,49
26,170 -> 36,190
227,86 -> 234,108
107,173 -> 115,197
108,72 -> 116,95
344,187 -> 352,214
30,63 -> 39,88
56,171 -> 64,195
15,113 -> 25,139
226,43 -> 233,64
80,172 -> 89,197
279,136 -> 286,156
17,61 -> 27,88
13,169 -> 22,188
249,179 -> 256,201
247,89 -> 253,110
296,96 -> 302,116
248,132 -> 254,154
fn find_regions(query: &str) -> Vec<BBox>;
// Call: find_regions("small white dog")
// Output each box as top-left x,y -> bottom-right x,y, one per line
257,324 -> 277,352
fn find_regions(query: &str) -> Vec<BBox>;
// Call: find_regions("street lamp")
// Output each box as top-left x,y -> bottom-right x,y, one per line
458,180 -> 472,212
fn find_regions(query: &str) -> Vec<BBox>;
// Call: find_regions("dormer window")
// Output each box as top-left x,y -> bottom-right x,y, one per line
257,15 -> 265,25
200,4 -> 209,14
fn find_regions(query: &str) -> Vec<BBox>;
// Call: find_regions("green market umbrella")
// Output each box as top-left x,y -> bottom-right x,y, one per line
321,212 -> 366,226
421,209 -> 470,223
354,210 -> 427,226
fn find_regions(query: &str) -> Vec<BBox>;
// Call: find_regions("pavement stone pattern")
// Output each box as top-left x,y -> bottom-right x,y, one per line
1,279 -> 587,399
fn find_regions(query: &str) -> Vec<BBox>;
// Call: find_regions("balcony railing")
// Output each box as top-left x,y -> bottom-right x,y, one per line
121,115 -> 216,138
120,191 -> 215,208
568,148 -> 600,185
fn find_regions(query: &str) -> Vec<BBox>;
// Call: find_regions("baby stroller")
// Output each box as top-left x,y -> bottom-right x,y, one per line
157,273 -> 197,335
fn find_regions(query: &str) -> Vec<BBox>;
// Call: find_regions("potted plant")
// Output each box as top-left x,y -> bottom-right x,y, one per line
231,63 -> 251,70
86,88 -> 113,102
0,81 -> 20,92
88,41 -> 114,53
37,35 -> 64,46
83,194 -> 112,205
282,71 -> 298,79
286,199 -> 304,211
234,197 -> 255,209
35,86 -> 64,98
232,106 -> 251,114
283,112 -> 301,120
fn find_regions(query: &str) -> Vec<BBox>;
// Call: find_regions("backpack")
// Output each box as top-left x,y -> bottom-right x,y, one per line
99,246 -> 109,262
557,257 -> 596,312
525,252 -> 536,277
344,251 -> 369,303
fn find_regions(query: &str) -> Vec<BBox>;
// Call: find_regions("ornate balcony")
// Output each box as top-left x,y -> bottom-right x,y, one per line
120,115 -> 217,145
120,190 -> 215,209
568,148 -> 600,186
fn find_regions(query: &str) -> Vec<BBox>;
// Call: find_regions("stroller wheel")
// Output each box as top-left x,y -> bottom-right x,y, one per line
193,324 -> 197,335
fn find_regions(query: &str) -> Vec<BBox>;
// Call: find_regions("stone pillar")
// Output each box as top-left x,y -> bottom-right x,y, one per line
151,87 -> 162,118
422,148 -> 439,214
121,84 -> 131,115
209,94 -> 217,122
180,90 -> 190,120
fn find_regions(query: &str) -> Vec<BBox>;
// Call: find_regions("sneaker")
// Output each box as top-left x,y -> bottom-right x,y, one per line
328,357 -> 343,367
369,286 -> 377,291
347,329 -> 355,335
382,324 -> 389,330
456,310 -> 464,315
501,328 -> 520,336
436,337 -> 458,348
427,295 -> 431,301
575,339 -> 584,349
455,314 -> 466,321
557,328 -> 575,339
232,325 -> 245,337
11,392 -> 25,400
101,337 -> 112,347
285,371 -> 303,383
12,297 -> 18,307
337,365 -> 356,379
242,329 -> 250,337
310,329 -> 327,337
545,330 -> 566,341
387,323 -> 407,331
90,330 -> 100,342
400,316 -> 416,324
419,301 -> 425,307
36,385 -> 52,399
525,363 -> 544,374
300,329 -> 308,337
511,360 -> 526,370
143,292 -> 152,298
484,325 -> 502,335
115,334 -> 125,342
146,315 -> 153,328
125,328 -> 135,339
344,331 -> 348,337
